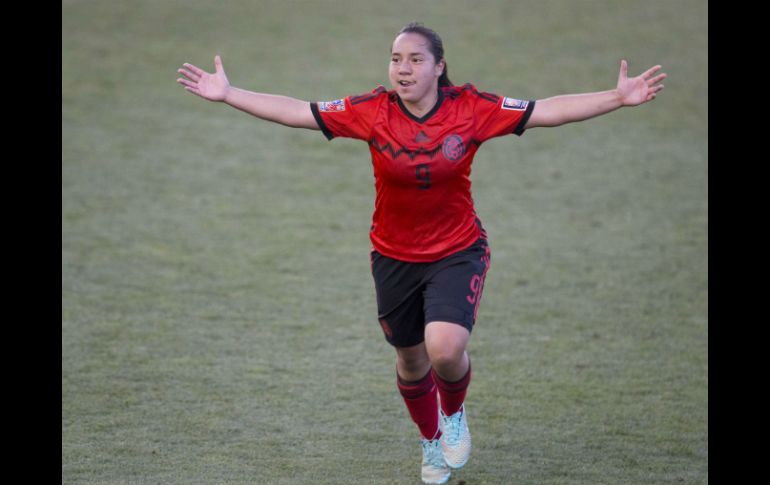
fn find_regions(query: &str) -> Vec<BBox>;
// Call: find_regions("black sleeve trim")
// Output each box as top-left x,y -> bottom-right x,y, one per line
350,85 -> 387,105
310,102 -> 335,140
513,100 -> 536,137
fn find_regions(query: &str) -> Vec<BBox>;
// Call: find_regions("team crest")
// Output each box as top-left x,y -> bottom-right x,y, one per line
502,97 -> 528,111
442,134 -> 465,162
319,99 -> 346,112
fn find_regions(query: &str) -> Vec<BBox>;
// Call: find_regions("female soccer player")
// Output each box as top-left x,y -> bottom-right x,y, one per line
177,23 -> 665,484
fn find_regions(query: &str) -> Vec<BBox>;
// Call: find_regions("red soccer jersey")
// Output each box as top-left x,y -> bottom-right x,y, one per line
311,84 -> 535,262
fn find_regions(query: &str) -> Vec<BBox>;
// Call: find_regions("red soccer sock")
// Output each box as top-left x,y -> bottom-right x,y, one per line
433,364 -> 472,416
397,371 -> 441,440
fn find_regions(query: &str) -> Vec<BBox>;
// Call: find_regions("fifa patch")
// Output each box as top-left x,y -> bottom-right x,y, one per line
502,97 -> 528,111
319,99 -> 345,112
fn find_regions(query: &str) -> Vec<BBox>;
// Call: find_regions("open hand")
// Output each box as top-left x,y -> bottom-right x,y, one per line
177,55 -> 230,102
617,60 -> 666,107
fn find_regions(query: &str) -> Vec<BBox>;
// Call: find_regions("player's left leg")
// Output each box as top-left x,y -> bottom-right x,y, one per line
425,322 -> 473,469
396,342 -> 450,484
425,321 -> 470,382
422,236 -> 490,469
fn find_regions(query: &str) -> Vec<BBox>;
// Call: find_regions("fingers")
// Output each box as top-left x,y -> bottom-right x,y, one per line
648,73 -> 667,85
214,55 -> 223,73
621,61 -> 667,83
182,62 -> 205,77
640,64 -> 663,80
176,77 -> 197,89
646,83 -> 665,102
177,67 -> 200,82
175,77 -> 200,94
185,87 -> 206,98
647,72 -> 666,99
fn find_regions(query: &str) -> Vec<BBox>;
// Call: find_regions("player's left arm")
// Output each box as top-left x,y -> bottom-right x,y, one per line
524,60 -> 666,129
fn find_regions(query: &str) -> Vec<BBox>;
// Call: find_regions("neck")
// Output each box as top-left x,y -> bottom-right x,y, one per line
401,88 -> 439,118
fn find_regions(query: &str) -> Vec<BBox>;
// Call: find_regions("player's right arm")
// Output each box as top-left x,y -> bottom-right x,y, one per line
177,55 -> 319,130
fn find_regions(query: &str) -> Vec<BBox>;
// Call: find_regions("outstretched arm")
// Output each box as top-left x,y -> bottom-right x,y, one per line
524,60 -> 666,129
176,55 -> 320,130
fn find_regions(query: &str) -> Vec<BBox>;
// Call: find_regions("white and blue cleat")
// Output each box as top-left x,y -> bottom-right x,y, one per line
420,437 -> 451,484
439,404 -> 471,469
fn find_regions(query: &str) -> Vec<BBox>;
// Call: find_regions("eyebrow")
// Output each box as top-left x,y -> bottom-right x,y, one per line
391,52 -> 427,57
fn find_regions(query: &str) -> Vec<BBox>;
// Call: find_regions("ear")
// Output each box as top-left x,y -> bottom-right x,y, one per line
435,58 -> 446,77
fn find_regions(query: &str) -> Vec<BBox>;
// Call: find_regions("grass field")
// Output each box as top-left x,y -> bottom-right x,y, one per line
62,0 -> 708,483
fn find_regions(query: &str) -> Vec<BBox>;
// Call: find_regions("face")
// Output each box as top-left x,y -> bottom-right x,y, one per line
389,33 -> 445,105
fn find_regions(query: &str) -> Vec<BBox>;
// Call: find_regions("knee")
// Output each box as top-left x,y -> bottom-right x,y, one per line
397,352 -> 428,372
424,321 -> 469,367
396,344 -> 431,378
426,344 -> 465,374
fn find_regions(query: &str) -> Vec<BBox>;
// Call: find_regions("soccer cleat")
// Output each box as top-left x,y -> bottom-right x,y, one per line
439,404 -> 471,469
420,437 -> 451,484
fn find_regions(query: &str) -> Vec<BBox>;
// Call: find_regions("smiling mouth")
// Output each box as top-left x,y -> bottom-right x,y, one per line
399,80 -> 415,87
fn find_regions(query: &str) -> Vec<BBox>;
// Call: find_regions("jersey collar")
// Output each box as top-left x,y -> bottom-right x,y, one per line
396,89 -> 444,124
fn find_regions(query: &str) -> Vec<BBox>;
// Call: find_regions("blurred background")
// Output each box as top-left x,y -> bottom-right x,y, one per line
63,1 -> 707,483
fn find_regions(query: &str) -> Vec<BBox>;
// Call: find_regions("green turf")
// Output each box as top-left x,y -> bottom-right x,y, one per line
63,0 -> 707,483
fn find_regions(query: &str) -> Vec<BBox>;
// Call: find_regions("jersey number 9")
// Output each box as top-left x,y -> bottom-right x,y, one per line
416,164 -> 431,190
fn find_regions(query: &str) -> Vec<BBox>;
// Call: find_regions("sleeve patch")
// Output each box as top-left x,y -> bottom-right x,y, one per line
502,97 -> 528,111
319,99 -> 346,112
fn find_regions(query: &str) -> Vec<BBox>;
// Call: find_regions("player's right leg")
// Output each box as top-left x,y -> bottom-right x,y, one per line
371,249 -> 450,483
395,342 -> 435,440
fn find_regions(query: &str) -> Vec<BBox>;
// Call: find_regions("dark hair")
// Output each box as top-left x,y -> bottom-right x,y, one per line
397,22 -> 453,87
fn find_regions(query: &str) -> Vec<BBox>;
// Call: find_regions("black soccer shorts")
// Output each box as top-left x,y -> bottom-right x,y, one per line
370,237 -> 491,348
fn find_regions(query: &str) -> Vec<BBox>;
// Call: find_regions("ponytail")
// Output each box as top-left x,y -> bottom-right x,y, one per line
438,63 -> 453,87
